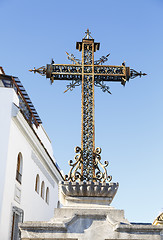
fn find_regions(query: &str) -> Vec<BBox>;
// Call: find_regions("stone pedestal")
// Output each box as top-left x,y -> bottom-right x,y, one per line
19,181 -> 163,240
59,181 -> 119,207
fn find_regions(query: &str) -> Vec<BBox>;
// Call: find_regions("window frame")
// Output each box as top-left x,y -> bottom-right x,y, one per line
41,181 -> 45,199
11,206 -> 24,240
45,187 -> 49,204
16,153 -> 23,184
35,174 -> 40,194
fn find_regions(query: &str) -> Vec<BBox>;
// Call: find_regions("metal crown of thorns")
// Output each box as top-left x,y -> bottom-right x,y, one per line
29,29 -> 146,182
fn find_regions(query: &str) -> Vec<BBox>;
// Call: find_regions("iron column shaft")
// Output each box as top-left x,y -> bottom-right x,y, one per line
81,39 -> 95,180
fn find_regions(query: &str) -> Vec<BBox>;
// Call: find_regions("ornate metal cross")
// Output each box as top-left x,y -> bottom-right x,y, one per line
30,29 -> 146,182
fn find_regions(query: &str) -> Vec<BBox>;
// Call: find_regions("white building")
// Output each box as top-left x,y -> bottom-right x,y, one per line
0,67 -> 63,240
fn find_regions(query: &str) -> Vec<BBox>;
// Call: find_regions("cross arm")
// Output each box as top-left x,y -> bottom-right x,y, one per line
29,63 -> 146,86
94,65 -> 146,86
29,64 -> 82,83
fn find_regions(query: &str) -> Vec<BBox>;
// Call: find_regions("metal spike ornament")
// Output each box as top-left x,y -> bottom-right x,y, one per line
29,29 -> 146,182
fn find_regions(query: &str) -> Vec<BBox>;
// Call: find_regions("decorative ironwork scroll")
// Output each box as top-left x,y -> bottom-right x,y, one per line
64,146 -> 112,182
29,29 -> 146,182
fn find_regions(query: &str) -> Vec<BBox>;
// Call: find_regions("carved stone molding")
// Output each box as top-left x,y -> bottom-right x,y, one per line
59,181 -> 119,207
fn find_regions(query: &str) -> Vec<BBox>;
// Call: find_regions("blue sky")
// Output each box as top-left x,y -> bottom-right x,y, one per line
1,0 -> 163,223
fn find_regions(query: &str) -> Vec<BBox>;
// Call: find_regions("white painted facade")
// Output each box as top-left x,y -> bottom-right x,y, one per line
0,69 -> 63,240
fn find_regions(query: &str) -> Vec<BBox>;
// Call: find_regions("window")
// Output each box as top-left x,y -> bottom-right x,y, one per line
45,187 -> 49,204
11,206 -> 24,240
41,181 -> 45,199
16,153 -> 23,184
35,174 -> 40,193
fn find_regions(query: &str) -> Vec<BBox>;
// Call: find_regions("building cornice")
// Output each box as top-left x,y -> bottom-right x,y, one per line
0,66 -> 5,74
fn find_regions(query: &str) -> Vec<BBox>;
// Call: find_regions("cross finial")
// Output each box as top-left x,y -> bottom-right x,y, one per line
84,29 -> 93,39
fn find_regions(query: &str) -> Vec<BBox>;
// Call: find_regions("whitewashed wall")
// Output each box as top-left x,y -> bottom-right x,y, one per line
0,87 -> 62,239
0,88 -> 19,219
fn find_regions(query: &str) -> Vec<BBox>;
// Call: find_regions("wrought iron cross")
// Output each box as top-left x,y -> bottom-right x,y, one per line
30,29 -> 146,182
